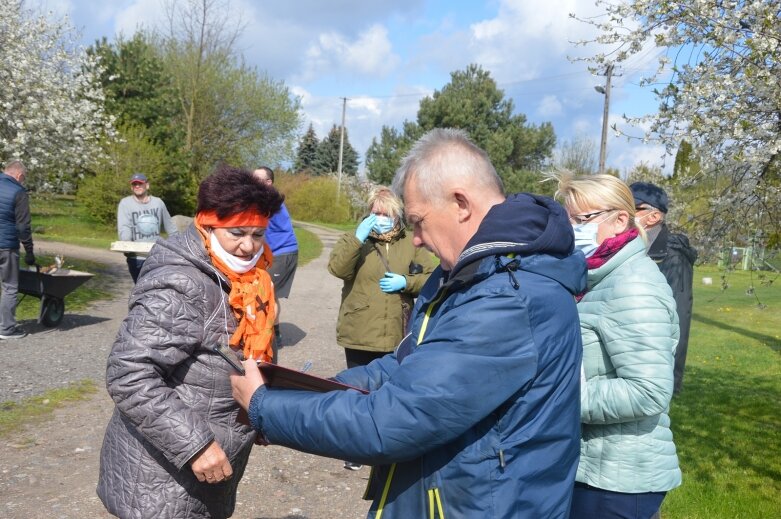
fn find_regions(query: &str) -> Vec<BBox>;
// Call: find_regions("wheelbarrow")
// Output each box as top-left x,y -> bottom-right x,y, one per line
18,265 -> 94,327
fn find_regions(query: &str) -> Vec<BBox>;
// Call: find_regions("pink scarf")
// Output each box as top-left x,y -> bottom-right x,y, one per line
576,228 -> 640,301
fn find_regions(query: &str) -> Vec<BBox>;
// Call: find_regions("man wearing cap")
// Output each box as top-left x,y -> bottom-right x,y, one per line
0,160 -> 35,339
117,173 -> 175,282
631,182 -> 698,395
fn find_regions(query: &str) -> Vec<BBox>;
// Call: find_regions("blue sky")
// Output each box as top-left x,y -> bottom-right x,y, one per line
39,0 -> 672,175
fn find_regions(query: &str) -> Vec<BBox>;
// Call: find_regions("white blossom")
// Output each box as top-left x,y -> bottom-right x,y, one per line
573,0 -> 780,250
0,1 -> 114,190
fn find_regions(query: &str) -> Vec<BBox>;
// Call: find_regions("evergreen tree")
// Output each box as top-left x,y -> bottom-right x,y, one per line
294,123 -> 319,172
365,122 -> 420,185
88,33 -> 179,148
365,64 -> 555,186
314,125 -> 358,176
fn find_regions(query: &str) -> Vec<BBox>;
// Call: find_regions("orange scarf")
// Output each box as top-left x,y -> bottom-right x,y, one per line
195,213 -> 276,362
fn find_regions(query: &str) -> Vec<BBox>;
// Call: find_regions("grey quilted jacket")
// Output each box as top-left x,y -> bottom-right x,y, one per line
97,225 -> 256,519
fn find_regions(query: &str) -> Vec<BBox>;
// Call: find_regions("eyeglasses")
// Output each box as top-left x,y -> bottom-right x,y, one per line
569,209 -> 615,225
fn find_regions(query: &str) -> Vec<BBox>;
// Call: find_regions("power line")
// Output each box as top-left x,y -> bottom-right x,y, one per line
334,69 -> 596,101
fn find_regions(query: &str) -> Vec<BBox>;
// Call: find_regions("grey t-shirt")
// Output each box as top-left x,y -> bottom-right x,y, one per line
117,196 -> 176,243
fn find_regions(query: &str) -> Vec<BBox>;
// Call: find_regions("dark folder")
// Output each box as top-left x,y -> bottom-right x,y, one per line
258,362 -> 368,394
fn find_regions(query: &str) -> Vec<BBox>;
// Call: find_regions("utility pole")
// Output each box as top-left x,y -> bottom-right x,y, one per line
595,63 -> 614,174
336,97 -> 347,198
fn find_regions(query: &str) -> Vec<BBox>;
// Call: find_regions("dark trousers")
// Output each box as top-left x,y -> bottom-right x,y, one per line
344,348 -> 387,369
126,256 -> 145,283
570,482 -> 666,519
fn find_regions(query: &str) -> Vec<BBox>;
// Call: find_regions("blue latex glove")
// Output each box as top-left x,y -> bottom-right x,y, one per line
355,214 -> 377,242
379,272 -> 406,293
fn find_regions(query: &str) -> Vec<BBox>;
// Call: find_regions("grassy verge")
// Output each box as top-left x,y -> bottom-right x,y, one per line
31,194 -> 116,249
0,380 -> 97,439
306,221 -> 355,233
662,266 -> 780,518
294,226 -> 321,266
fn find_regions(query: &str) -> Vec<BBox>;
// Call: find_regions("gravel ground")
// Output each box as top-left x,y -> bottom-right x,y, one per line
0,225 -> 372,519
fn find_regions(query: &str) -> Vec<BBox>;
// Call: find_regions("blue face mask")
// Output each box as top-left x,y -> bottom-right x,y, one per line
572,222 -> 600,258
373,215 -> 395,234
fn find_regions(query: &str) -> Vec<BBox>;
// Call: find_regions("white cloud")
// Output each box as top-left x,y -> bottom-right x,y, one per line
33,0 -> 74,18
537,95 -> 563,117
113,0 -> 166,36
299,24 -> 400,82
612,143 -> 671,176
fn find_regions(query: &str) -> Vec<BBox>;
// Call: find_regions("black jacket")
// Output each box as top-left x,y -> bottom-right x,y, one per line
648,223 -> 697,391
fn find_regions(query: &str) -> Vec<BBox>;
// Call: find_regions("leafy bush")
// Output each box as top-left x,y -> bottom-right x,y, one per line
282,174 -> 354,224
78,125 -> 169,224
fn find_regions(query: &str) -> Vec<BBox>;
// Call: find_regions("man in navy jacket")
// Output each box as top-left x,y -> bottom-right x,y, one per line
0,160 -> 35,339
232,129 -> 586,518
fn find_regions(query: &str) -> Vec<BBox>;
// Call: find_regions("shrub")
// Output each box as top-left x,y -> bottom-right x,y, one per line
283,174 -> 354,224
78,125 -> 169,224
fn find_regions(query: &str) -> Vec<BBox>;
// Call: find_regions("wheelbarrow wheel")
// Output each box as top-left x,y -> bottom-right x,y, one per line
41,297 -> 65,327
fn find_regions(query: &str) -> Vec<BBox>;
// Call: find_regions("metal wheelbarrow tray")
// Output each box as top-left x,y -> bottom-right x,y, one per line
18,267 -> 94,327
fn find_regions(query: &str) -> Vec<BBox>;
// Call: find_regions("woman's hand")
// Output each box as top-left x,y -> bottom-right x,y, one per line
190,440 -> 233,484
355,214 -> 377,242
230,359 -> 265,412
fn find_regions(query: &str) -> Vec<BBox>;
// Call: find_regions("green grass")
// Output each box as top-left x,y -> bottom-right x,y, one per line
31,194 -> 116,249
0,380 -> 97,439
662,266 -> 781,518
294,226 -> 321,266
307,221 -> 356,233
16,254 -> 114,322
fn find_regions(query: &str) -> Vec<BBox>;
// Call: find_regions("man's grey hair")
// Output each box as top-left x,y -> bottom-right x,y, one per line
3,160 -> 26,174
391,128 -> 504,203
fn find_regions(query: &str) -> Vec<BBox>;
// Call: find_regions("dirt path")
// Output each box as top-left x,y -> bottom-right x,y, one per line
0,226 -> 372,519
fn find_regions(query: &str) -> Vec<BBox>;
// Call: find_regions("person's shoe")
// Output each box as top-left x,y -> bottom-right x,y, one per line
343,461 -> 362,471
0,329 -> 27,340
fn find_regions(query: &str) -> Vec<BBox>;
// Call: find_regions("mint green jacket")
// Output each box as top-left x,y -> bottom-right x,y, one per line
577,237 -> 682,493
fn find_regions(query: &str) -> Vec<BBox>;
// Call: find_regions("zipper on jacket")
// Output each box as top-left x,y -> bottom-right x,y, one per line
427,487 -> 446,518
375,463 -> 397,519
417,289 -> 447,343
374,281 -> 446,518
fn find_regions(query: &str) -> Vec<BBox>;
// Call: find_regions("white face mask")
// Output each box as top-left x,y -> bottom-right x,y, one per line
210,232 -> 264,273
572,222 -> 600,258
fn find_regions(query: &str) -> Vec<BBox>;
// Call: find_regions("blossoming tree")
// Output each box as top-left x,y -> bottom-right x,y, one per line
0,1 -> 112,190
574,0 -> 780,252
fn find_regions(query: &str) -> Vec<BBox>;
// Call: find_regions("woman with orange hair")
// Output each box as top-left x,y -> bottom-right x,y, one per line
98,165 -> 283,519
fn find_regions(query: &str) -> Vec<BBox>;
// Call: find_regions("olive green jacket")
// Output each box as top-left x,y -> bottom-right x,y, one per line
328,230 -> 436,352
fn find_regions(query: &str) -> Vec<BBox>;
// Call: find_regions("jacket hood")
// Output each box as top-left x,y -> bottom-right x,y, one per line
448,193 -> 585,295
458,193 -> 574,265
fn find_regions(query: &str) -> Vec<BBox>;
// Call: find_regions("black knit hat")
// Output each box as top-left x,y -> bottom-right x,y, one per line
630,182 -> 668,213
